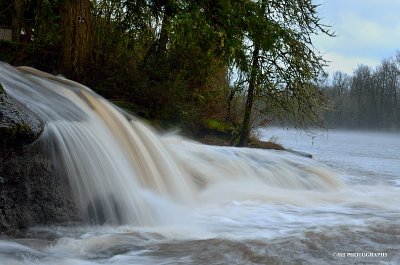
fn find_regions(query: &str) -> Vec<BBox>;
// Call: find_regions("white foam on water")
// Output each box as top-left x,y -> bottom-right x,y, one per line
1,63 -> 400,264
0,63 -> 346,227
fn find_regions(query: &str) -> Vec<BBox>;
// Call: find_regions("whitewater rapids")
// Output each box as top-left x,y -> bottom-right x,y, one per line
1,63 -> 399,264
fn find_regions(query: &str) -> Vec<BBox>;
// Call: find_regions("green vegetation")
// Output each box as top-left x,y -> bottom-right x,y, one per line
0,0 -> 330,146
203,119 -> 234,134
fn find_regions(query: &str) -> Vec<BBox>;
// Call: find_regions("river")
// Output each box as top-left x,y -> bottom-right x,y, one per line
1,64 -> 400,265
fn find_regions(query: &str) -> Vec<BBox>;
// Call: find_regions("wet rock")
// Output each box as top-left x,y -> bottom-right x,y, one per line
0,84 -> 43,146
0,145 -> 80,236
0,85 -> 80,236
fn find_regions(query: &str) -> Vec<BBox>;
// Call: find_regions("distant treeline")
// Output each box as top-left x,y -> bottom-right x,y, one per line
323,52 -> 400,130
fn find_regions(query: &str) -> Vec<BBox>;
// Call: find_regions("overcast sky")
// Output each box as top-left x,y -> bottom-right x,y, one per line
312,0 -> 400,76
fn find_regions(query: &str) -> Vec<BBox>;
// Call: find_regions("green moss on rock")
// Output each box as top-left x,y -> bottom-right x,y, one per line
203,118 -> 235,133
0,89 -> 43,146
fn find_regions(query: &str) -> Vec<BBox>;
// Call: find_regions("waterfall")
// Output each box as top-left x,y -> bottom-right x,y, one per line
0,63 -> 343,226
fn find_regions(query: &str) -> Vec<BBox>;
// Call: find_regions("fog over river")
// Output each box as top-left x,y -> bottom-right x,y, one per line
1,64 -> 400,264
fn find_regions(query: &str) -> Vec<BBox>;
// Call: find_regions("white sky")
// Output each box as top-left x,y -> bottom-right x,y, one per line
312,0 -> 400,76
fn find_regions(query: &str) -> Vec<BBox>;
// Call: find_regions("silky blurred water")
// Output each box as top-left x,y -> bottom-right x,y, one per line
1,129 -> 399,265
1,64 -> 400,264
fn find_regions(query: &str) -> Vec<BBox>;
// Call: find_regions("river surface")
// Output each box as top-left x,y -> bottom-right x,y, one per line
262,128 -> 400,188
1,64 -> 400,265
1,129 -> 399,265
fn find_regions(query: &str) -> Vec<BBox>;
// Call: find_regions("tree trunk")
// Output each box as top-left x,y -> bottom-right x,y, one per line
237,43 -> 260,147
157,12 -> 170,56
60,0 -> 92,80
11,0 -> 23,42
156,1 -> 175,56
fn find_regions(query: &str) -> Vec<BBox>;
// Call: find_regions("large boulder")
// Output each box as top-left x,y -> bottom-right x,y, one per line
0,84 -> 43,146
0,85 -> 80,236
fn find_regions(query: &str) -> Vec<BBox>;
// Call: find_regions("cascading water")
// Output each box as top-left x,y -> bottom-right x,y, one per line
0,63 -> 342,226
0,63 -> 197,226
2,63 -> 399,265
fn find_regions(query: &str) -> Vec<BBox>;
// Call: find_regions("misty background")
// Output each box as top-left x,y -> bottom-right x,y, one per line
322,52 -> 400,130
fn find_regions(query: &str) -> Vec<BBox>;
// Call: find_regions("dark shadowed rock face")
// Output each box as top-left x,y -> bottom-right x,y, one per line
0,85 -> 80,236
0,85 -> 43,146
